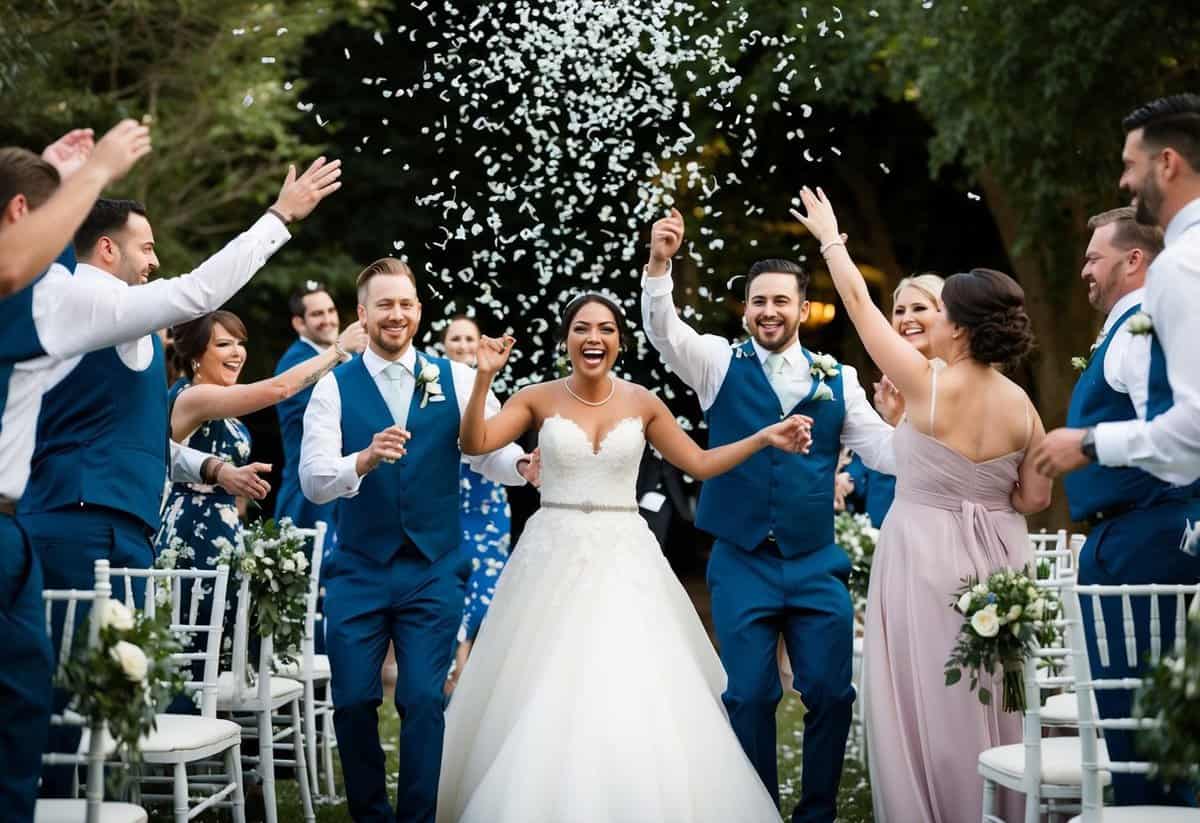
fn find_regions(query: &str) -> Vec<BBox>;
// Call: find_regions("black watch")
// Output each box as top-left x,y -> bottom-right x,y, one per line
1080,428 -> 1098,462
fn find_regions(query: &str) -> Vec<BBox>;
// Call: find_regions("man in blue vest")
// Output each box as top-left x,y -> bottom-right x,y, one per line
274,280 -> 365,535
1038,207 -> 1200,805
641,210 -> 895,823
300,258 -> 538,823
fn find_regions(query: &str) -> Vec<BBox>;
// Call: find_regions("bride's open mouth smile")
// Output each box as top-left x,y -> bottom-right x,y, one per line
580,345 -> 607,366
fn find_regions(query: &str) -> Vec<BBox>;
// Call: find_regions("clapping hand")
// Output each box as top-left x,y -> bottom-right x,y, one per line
337,320 -> 368,356
475,335 -> 515,376
765,414 -> 814,454
873,376 -> 905,426
789,186 -> 842,247
271,156 -> 343,222
648,208 -> 685,272
361,425 -> 411,472
87,119 -> 153,184
41,128 -> 95,181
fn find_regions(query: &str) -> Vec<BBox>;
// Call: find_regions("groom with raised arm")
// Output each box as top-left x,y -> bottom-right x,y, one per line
641,210 -> 895,823
299,258 -> 537,823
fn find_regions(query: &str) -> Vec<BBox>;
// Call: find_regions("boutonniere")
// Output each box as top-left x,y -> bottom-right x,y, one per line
415,358 -> 446,408
809,352 -> 840,380
813,382 -> 835,402
1127,312 -> 1153,336
732,341 -> 755,359
1071,339 -> 1103,372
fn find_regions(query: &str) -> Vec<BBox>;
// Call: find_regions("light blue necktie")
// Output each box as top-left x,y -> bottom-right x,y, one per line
765,351 -> 802,412
378,361 -> 413,428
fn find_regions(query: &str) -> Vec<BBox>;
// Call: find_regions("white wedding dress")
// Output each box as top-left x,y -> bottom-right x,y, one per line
436,415 -> 780,823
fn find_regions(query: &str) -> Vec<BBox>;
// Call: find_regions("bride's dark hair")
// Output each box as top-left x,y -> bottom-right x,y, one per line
941,268 -> 1035,368
558,292 -> 632,351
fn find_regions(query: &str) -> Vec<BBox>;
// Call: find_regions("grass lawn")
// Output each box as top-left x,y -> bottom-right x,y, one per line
261,693 -> 874,822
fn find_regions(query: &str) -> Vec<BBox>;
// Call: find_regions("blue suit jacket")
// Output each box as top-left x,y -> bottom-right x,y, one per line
273,338 -> 338,532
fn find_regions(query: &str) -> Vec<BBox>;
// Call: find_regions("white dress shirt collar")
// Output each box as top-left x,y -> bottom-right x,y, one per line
299,336 -> 327,354
1102,288 -> 1147,335
751,337 -> 806,368
74,261 -> 126,287
362,344 -> 416,378
1165,196 -> 1200,247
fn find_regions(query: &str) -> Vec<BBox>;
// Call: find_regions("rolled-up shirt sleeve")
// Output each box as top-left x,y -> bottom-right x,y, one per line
34,213 -> 290,360
299,374 -> 363,504
838,365 -> 896,475
169,441 -> 211,484
449,360 -> 526,486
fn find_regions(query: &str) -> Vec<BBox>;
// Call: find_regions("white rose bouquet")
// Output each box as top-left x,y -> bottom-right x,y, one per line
217,517 -> 312,665
944,567 -> 1061,712
834,512 -> 878,612
60,600 -> 185,778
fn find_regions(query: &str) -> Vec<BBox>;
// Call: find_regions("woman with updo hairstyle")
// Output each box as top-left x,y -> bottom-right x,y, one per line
793,188 -> 1050,823
439,315 -> 513,697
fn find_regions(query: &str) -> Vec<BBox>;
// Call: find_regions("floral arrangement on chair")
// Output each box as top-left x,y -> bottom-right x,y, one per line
215,517 -> 311,664
834,511 -> 878,613
1134,605 -> 1200,785
943,567 -> 1060,712
60,599 -> 185,775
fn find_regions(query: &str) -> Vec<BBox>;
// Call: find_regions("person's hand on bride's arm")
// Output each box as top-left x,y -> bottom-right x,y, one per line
646,208 -> 685,277
1012,404 -> 1053,513
790,186 -> 930,405
460,335 -> 536,456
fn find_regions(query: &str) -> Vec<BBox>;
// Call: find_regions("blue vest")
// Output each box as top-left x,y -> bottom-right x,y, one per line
696,340 -> 847,557
272,339 -> 336,530
20,336 -> 168,532
1064,304 -> 1188,521
845,454 -> 896,528
333,353 -> 462,563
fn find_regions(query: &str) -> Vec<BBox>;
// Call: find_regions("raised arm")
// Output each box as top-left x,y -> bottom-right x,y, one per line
460,335 -> 536,456
32,156 -> 342,360
643,389 -> 812,480
791,187 -> 931,401
0,121 -> 150,297
169,323 -> 364,440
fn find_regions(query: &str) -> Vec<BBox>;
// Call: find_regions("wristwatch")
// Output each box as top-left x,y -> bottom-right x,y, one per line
1080,428 -> 1098,462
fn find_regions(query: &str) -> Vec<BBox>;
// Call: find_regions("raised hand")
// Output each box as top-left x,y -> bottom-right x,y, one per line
41,128 -> 95,181
764,414 -> 813,454
517,448 -> 541,488
337,320 -> 368,355
359,425 -> 411,473
475,334 -> 514,376
648,207 -> 685,274
271,156 -> 343,222
87,119 -> 153,183
873,376 -> 905,426
215,461 -> 272,500
789,186 -> 841,247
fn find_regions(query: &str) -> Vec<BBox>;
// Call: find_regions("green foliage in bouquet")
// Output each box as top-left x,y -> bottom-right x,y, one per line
944,567 -> 1060,712
1134,608 -> 1200,786
835,512 -> 878,613
60,600 -> 186,780
216,518 -> 311,665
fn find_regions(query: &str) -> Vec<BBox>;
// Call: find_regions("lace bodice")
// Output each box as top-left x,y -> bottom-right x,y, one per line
537,415 -> 645,508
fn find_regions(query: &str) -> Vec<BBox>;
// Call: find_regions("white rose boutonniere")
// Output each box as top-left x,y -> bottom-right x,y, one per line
416,359 -> 446,408
809,352 -> 840,379
1127,312 -> 1154,336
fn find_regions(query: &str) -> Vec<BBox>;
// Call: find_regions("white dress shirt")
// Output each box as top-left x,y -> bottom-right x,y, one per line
1096,197 -> 1200,485
1097,288 -> 1151,419
641,266 -> 897,474
299,345 -> 527,505
0,213 -> 290,501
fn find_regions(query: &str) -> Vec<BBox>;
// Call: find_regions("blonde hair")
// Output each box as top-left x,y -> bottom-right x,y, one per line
892,273 -> 945,310
356,257 -> 417,304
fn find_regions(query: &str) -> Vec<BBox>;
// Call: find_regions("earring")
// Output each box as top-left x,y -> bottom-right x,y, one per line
192,360 -> 200,373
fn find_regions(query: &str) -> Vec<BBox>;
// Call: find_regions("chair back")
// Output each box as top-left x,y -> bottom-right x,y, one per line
296,522 -> 328,681
40,559 -> 112,822
107,565 -> 231,716
1063,580 -> 1200,821
1029,529 -> 1076,582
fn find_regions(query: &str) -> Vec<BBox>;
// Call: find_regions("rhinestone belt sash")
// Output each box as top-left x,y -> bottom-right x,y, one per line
541,500 -> 639,515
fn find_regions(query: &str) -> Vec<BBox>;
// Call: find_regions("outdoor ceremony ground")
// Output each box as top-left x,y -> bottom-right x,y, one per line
263,694 -> 875,823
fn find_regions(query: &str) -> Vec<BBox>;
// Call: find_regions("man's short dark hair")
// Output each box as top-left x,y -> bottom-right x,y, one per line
745,258 -> 809,300
289,281 -> 330,318
74,198 -> 147,258
1122,94 -> 1200,173
0,147 -> 60,212
1087,206 -> 1165,261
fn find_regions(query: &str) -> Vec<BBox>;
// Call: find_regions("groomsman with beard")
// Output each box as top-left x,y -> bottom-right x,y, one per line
299,258 -> 539,823
274,280 -> 365,535
641,210 -> 895,823
1035,97 -> 1200,806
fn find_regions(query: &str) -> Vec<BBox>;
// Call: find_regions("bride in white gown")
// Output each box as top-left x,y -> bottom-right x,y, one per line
436,293 -> 811,823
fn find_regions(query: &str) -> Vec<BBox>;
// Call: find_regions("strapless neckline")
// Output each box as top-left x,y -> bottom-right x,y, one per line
541,414 -> 644,456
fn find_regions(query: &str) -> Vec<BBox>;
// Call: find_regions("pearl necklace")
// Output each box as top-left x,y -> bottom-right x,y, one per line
564,376 -> 615,407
